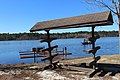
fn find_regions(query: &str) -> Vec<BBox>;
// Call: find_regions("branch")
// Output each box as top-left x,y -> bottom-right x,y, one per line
85,0 -> 118,15
111,0 -> 119,17
96,0 -> 117,15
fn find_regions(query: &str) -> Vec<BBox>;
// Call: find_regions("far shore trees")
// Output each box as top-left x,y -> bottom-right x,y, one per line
0,31 -> 118,41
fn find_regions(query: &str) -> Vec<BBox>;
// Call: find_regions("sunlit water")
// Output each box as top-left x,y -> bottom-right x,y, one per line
0,37 -> 119,64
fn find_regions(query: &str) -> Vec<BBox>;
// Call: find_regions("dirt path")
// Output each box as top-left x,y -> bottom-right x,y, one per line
0,54 -> 120,80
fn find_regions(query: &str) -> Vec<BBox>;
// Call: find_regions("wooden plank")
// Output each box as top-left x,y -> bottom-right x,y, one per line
92,46 -> 100,54
20,55 -> 45,59
84,46 -> 101,54
87,56 -> 101,67
19,47 -> 44,53
30,11 -> 113,32
84,49 -> 93,54
52,61 -> 59,66
96,63 -> 120,68
52,61 -> 59,64
40,38 -> 57,43
19,51 -> 33,53
20,53 -> 35,55
41,54 -> 58,61
88,69 -> 101,78
61,65 -> 93,72
100,66 -> 120,72
42,45 -> 58,52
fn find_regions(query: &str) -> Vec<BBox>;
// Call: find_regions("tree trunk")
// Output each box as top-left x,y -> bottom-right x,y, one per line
118,0 -> 120,54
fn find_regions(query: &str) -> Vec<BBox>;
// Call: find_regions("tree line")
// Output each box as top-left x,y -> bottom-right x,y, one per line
0,31 -> 118,41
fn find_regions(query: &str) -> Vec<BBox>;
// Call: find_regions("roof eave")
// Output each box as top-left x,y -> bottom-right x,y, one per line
30,21 -> 113,32
30,11 -> 114,32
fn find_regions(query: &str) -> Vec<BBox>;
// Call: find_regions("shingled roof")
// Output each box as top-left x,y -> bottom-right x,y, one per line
30,11 -> 113,32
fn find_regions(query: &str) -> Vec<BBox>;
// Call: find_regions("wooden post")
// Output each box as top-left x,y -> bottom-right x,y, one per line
65,47 -> 67,59
33,48 -> 36,63
91,26 -> 95,59
34,51 -> 36,63
45,30 -> 52,65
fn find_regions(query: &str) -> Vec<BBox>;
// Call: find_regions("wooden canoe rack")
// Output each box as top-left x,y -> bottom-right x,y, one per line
19,47 -> 45,63
29,11 -> 114,75
20,55 -> 45,59
84,26 -> 101,69
39,30 -> 60,69
40,30 -> 72,69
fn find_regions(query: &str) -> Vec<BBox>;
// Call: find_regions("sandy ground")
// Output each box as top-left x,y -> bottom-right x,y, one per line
0,54 -> 120,80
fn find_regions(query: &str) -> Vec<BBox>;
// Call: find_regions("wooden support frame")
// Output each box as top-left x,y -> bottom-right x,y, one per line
29,11 -> 114,74
91,26 -> 96,59
45,30 -> 53,65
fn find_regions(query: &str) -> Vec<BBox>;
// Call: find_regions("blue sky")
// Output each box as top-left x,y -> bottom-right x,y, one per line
0,0 -> 118,33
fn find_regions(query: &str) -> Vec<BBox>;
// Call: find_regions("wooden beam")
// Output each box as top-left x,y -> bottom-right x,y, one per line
84,46 -> 101,54
20,53 -> 35,55
84,49 -> 93,54
87,56 -> 101,67
20,55 -> 45,59
88,69 -> 101,78
19,51 -> 34,53
92,46 -> 100,55
91,26 -> 96,59
96,63 -> 120,68
61,65 -> 93,72
46,30 -> 52,64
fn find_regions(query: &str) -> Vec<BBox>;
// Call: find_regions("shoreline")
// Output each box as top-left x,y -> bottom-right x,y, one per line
0,54 -> 120,80
0,53 -> 120,65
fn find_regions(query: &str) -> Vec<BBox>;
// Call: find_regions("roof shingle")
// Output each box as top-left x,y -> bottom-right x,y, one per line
30,11 -> 113,32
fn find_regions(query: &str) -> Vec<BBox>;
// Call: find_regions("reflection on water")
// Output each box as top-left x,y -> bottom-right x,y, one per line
0,37 -> 119,64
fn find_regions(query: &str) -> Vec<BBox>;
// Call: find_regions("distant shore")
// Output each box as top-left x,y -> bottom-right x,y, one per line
0,31 -> 118,41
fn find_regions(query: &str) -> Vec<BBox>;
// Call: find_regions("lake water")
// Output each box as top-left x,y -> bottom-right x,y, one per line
0,37 -> 119,64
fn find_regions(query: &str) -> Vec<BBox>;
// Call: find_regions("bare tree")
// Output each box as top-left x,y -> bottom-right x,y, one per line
85,0 -> 120,35
84,0 -> 120,54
